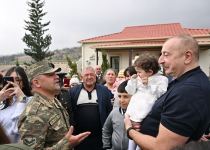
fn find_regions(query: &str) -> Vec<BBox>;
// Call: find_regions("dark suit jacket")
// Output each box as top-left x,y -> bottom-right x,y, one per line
68,83 -> 113,126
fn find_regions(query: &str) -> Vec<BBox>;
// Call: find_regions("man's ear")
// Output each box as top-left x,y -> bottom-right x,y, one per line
31,78 -> 41,88
184,50 -> 193,64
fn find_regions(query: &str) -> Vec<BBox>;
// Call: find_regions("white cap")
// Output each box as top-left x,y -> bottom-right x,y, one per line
69,77 -> 80,86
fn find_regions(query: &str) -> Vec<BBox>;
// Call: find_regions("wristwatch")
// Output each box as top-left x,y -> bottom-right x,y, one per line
127,127 -> 134,139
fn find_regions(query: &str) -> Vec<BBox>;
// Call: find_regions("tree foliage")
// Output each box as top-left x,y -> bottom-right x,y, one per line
101,51 -> 110,74
23,0 -> 53,62
16,58 -> 20,66
66,55 -> 78,77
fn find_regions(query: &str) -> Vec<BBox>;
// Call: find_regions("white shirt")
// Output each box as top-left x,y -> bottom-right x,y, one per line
0,96 -> 31,143
77,89 -> 97,105
126,74 -> 168,122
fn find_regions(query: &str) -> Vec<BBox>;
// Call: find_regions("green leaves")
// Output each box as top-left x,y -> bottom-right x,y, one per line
23,0 -> 53,62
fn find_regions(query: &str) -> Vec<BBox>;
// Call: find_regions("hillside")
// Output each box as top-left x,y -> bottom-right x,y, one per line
0,47 -> 81,65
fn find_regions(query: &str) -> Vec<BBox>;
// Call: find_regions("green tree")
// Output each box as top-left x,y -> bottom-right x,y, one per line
23,0 -> 53,62
16,58 -> 20,66
101,51 -> 110,74
66,55 -> 78,77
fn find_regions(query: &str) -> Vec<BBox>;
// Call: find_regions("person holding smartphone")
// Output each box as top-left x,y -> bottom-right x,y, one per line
0,66 -> 32,143
0,80 -> 13,109
0,76 -> 15,107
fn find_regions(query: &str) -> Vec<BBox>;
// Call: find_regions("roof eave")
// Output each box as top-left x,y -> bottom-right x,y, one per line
92,44 -> 163,49
79,34 -> 210,44
80,36 -> 169,44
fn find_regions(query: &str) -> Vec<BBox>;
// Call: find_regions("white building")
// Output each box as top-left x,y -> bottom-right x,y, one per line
80,23 -> 210,76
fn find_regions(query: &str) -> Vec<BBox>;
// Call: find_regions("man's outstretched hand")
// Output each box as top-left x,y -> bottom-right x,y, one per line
65,126 -> 91,148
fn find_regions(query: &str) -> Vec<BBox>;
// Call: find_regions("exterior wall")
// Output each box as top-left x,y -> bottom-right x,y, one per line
107,51 -> 125,71
76,58 -> 82,74
199,49 -> 210,77
81,44 -> 162,71
107,49 -> 160,70
81,43 -> 97,70
97,51 -> 103,66
81,43 -> 210,77
131,50 -> 160,60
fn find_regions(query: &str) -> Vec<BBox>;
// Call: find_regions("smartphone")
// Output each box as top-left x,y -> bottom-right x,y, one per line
2,76 -> 14,88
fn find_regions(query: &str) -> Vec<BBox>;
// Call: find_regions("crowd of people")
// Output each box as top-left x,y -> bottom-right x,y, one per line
0,34 -> 210,150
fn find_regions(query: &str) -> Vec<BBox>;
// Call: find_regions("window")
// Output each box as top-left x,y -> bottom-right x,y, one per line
110,56 -> 119,73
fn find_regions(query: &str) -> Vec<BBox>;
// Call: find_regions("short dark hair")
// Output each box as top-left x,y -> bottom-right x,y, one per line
169,34 -> 199,61
104,68 -> 117,76
117,80 -> 128,93
124,66 -> 137,77
134,54 -> 160,74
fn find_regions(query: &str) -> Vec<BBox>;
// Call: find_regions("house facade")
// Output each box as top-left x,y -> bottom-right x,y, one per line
80,23 -> 210,76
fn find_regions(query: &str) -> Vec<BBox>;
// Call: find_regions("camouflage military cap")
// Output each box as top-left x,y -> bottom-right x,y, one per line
27,61 -> 61,80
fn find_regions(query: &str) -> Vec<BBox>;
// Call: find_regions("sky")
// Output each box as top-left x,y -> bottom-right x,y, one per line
0,0 -> 210,56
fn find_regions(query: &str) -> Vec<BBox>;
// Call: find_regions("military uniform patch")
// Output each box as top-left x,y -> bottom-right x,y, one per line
23,136 -> 37,146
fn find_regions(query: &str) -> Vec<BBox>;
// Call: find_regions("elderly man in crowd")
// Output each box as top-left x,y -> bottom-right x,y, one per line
68,66 -> 113,150
95,65 -> 104,84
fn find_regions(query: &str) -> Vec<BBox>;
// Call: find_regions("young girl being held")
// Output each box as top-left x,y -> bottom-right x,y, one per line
126,54 -> 168,150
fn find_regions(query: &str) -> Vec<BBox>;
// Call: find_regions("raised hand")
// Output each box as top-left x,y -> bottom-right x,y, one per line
131,74 -> 138,79
200,133 -> 210,141
0,83 -> 13,101
7,81 -> 25,101
140,76 -> 149,85
65,126 -> 91,148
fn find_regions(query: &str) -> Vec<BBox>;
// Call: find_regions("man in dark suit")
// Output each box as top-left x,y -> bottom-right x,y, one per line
95,65 -> 104,84
68,66 -> 113,150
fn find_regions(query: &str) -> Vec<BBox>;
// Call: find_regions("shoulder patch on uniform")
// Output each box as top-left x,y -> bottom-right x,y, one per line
23,136 -> 37,146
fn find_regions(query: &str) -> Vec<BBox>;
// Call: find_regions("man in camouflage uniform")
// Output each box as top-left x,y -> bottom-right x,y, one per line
18,61 -> 90,150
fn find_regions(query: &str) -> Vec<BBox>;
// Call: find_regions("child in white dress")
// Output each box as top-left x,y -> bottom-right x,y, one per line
126,55 -> 168,150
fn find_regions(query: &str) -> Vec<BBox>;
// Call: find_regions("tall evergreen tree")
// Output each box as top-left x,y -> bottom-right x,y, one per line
66,55 -> 78,77
23,0 -> 53,62
101,51 -> 110,74
15,58 -> 20,66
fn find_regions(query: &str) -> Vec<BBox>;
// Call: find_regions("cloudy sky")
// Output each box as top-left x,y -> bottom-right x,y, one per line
0,0 -> 210,56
